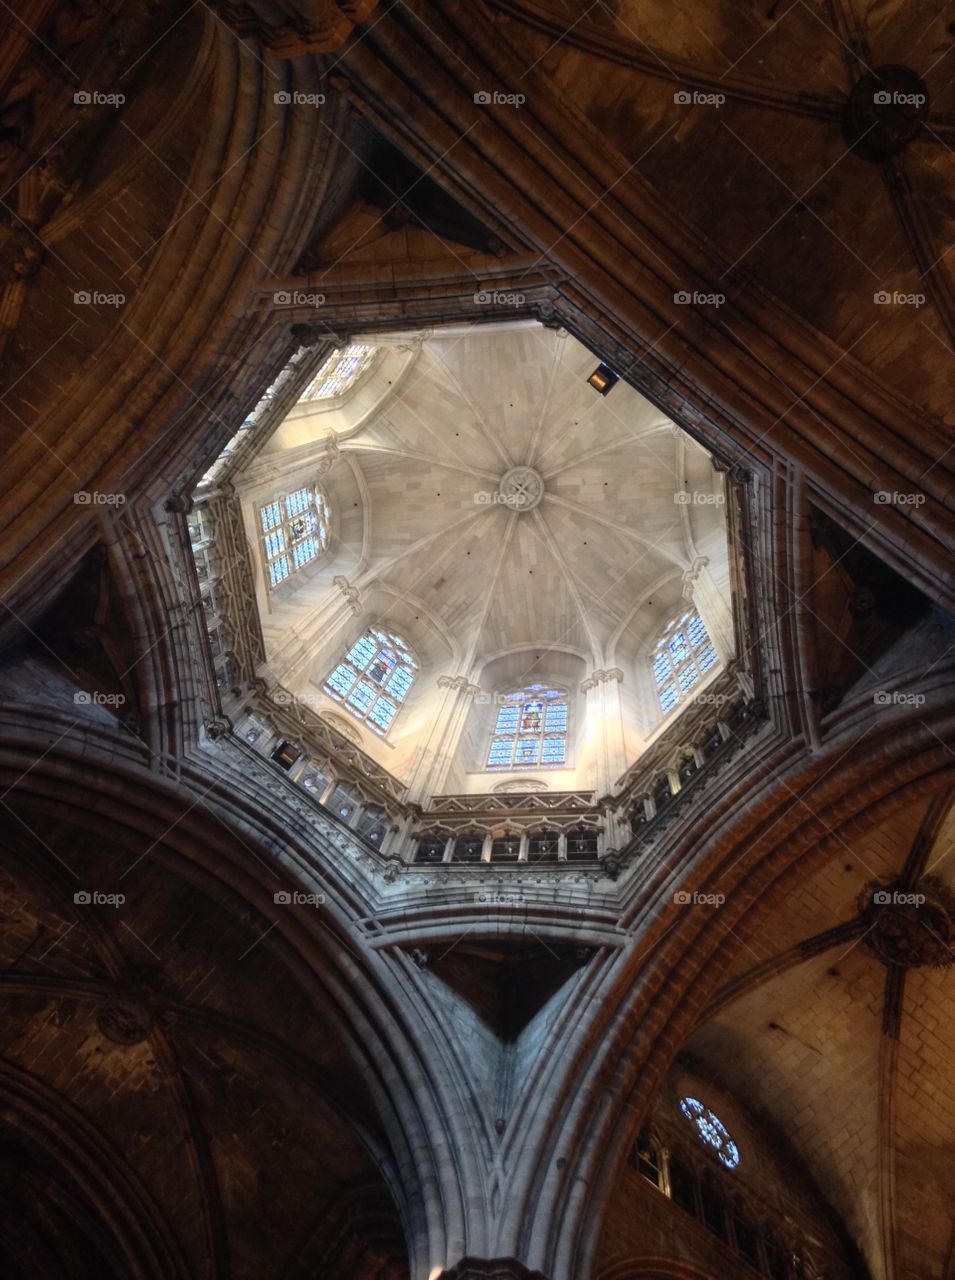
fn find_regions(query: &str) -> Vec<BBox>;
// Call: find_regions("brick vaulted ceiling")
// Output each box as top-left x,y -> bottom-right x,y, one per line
687,790 -> 955,1280
489,0 -> 955,426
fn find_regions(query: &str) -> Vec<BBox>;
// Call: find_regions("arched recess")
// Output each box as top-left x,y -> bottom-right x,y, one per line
486,681 -> 955,1278
0,711 -> 498,1275
0,1057 -> 191,1279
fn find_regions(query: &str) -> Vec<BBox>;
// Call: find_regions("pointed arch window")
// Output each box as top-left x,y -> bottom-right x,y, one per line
486,685 -> 568,770
303,344 -> 376,400
652,610 -> 718,715
323,627 -> 418,735
259,485 -> 330,586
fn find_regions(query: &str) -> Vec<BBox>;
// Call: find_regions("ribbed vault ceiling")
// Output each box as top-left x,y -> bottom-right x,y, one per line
270,324 -> 726,671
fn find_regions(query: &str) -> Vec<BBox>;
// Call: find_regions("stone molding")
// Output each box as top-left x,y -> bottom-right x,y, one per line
579,667 -> 624,693
681,554 -> 710,600
333,574 -> 362,616
437,675 -> 482,696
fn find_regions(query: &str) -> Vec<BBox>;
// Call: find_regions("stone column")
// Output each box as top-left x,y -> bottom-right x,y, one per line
579,667 -> 626,796
404,675 -> 481,805
682,555 -> 734,660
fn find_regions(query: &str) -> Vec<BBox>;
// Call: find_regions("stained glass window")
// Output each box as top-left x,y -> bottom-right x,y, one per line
259,486 -> 330,587
486,685 -> 568,770
302,344 -> 376,400
652,610 -> 718,716
323,627 -> 417,736
679,1096 -> 740,1170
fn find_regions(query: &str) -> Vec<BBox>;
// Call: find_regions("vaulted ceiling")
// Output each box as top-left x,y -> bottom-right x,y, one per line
256,325 -> 728,675
687,790 -> 955,1280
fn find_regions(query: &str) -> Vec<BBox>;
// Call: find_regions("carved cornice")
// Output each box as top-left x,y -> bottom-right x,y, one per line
333,574 -> 362,616
316,431 -> 341,476
438,675 -> 482,696
681,554 -> 710,601
579,667 -> 624,693
426,790 -> 596,816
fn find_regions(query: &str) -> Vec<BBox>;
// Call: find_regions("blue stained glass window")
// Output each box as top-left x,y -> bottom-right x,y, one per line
292,537 -> 318,568
326,665 -> 353,698
678,664 -> 700,694
259,485 -> 330,587
653,652 -> 671,687
368,697 -> 397,732
495,706 -> 519,734
269,556 -> 291,585
698,644 -> 718,673
260,502 -> 282,532
387,666 -> 414,700
653,611 -> 719,716
544,704 -> 567,731
520,701 -> 543,732
486,686 -> 569,770
347,634 -> 377,668
367,651 -> 396,685
303,344 -> 376,400
669,631 -> 690,663
679,1096 -> 740,1170
687,614 -> 707,647
323,627 -> 417,735
660,682 -> 679,714
347,681 -> 375,712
